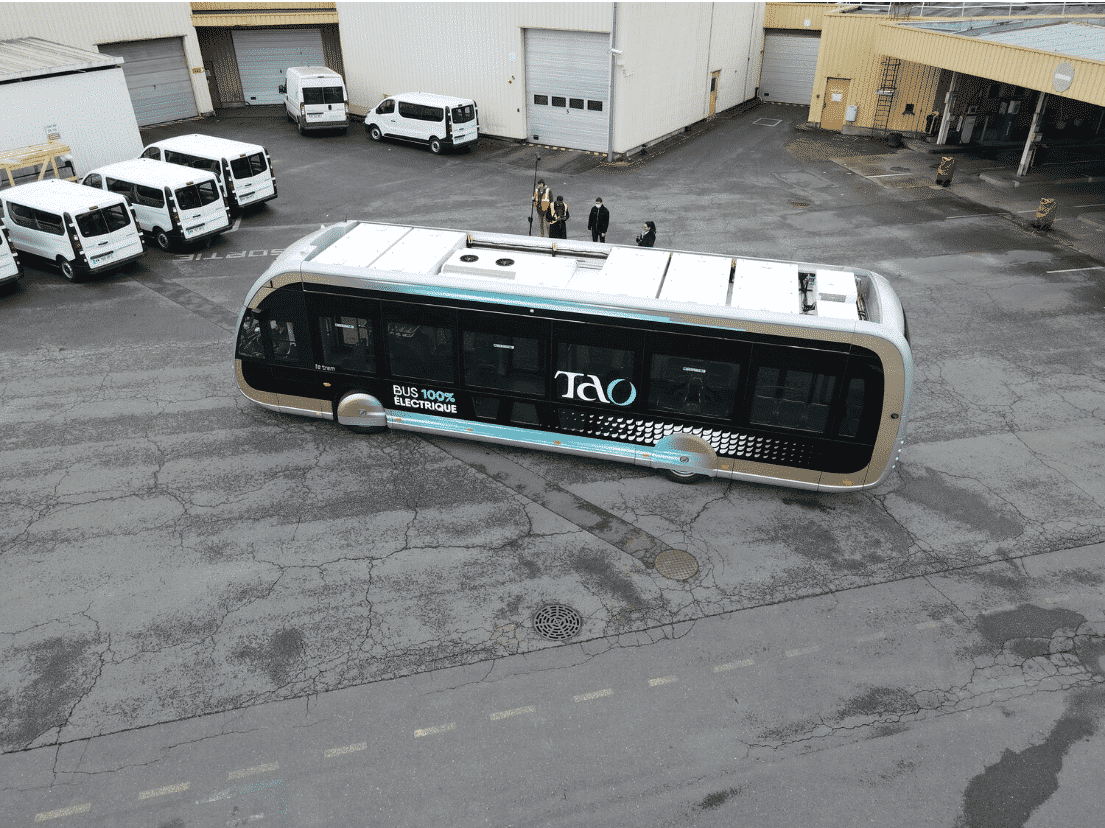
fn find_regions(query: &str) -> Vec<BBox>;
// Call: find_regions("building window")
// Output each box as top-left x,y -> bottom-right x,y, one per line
587,100 -> 603,112
533,94 -> 548,105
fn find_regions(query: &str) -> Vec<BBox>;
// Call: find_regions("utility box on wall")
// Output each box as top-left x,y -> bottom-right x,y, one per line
845,104 -> 858,122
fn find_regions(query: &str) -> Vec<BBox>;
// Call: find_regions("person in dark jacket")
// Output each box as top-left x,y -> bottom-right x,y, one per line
587,197 -> 610,242
636,220 -> 656,247
547,195 -> 569,239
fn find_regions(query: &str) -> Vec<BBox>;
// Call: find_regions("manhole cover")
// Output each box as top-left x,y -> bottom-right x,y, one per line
532,604 -> 583,641
654,549 -> 700,581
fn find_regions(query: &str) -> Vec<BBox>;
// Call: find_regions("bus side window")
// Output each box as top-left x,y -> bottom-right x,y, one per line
749,366 -> 836,433
387,317 -> 454,383
320,315 -> 375,372
648,354 -> 740,420
462,329 -> 543,396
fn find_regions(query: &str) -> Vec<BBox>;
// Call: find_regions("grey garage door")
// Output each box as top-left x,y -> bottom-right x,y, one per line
525,29 -> 610,152
759,31 -> 821,106
98,37 -> 199,126
232,29 -> 325,105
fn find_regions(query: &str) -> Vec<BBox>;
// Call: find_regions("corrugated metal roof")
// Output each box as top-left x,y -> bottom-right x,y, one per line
0,37 -> 122,83
969,21 -> 1105,61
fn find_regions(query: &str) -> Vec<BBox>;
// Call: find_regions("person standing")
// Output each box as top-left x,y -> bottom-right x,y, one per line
547,195 -> 569,239
532,179 -> 552,237
636,220 -> 656,247
587,197 -> 610,243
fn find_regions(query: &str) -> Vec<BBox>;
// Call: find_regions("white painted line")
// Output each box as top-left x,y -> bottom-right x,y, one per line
34,803 -> 91,821
1047,266 -> 1105,273
573,688 -> 613,703
489,706 -> 536,721
648,675 -> 678,687
916,620 -> 943,630
324,742 -> 367,758
413,722 -> 455,738
228,763 -> 278,780
1045,594 -> 1070,604
868,172 -> 916,178
753,118 -> 782,126
785,645 -> 821,658
714,658 -> 755,672
139,782 -> 190,800
856,631 -> 886,643
223,216 -> 242,234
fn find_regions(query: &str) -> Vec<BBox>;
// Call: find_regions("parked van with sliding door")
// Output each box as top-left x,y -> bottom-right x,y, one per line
365,93 -> 479,154
0,218 -> 24,293
80,158 -> 231,251
141,134 -> 277,214
0,179 -> 144,281
281,66 -> 349,135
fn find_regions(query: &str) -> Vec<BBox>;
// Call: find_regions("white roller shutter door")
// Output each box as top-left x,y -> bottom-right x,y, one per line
525,29 -> 609,152
232,29 -> 325,105
98,37 -> 199,126
759,32 -> 821,106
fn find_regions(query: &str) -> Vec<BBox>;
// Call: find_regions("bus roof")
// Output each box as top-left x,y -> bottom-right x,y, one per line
0,178 -> 130,213
86,158 -> 220,187
147,133 -> 266,157
301,222 -> 861,322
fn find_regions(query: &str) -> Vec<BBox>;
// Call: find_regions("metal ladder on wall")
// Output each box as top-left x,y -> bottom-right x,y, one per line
872,57 -> 900,134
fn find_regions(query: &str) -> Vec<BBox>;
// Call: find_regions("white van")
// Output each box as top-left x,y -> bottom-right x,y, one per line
280,66 -> 349,135
141,134 -> 277,214
80,158 -> 231,251
0,218 -> 23,292
0,180 -> 144,281
364,93 -> 479,154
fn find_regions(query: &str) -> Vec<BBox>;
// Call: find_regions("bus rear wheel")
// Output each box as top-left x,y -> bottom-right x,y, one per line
662,468 -> 708,485
57,257 -> 78,282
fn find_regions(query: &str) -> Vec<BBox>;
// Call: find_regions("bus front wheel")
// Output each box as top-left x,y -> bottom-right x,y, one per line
662,468 -> 708,485
336,391 -> 387,434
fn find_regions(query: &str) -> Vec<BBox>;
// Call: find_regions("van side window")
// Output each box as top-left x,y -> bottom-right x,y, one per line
141,147 -> 161,160
35,210 -> 64,235
8,204 -> 38,230
83,173 -> 103,189
134,184 -> 165,208
106,177 -> 133,198
376,99 -> 395,115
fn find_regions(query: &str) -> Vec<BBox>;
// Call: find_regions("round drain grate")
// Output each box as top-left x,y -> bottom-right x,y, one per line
496,257 -> 515,267
532,604 -> 583,641
654,549 -> 700,581
460,254 -> 479,262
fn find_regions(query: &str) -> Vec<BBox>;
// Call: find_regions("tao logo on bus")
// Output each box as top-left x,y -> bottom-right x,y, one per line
555,371 -> 637,406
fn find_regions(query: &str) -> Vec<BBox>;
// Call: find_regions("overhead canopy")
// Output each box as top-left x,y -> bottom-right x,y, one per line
0,36 -> 122,83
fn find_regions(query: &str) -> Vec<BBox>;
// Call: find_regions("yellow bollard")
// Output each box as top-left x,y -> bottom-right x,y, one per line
1032,198 -> 1058,230
935,156 -> 956,187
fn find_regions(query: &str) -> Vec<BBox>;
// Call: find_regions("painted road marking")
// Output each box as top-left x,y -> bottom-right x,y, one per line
176,248 -> 285,262
324,742 -> 367,758
489,706 -> 535,721
228,763 -> 279,780
138,782 -> 190,800
1047,266 -> 1105,273
648,675 -> 678,687
413,722 -> 455,738
573,689 -> 613,703
34,803 -> 91,821
856,631 -> 887,642
869,172 -> 916,178
713,658 -> 755,672
223,216 -> 242,234
785,645 -> 821,658
1045,594 -> 1071,603
916,620 -> 944,630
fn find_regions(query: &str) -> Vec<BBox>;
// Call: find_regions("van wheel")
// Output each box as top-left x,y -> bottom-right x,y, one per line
57,257 -> 78,282
662,468 -> 708,484
429,137 -> 443,154
154,229 -> 172,251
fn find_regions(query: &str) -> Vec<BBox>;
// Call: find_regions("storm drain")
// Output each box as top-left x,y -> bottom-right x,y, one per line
532,604 -> 583,641
654,549 -> 700,581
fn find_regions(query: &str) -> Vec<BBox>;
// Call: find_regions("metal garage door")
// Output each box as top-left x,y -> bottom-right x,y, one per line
98,37 -> 199,126
759,31 -> 821,106
232,29 -> 325,105
525,29 -> 610,152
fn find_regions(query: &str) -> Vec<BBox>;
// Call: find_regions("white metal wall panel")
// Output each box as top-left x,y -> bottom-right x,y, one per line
525,29 -> 610,152
232,29 -> 325,105
0,68 -> 142,176
760,31 -> 820,105
98,37 -> 198,126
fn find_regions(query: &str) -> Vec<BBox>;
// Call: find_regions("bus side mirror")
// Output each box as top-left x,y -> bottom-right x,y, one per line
278,84 -> 286,94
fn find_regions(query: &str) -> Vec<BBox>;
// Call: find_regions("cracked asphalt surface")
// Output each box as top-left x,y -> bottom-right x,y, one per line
2,103 -> 1105,826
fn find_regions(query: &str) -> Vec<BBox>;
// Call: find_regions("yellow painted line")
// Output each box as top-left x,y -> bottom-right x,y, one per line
228,762 -> 278,780
856,631 -> 886,642
573,688 -> 613,703
324,742 -> 367,758
138,782 -> 190,800
34,803 -> 91,822
489,706 -> 535,721
916,620 -> 943,630
413,722 -> 455,738
1044,594 -> 1070,603
785,645 -> 821,658
648,675 -> 677,687
713,658 -> 755,672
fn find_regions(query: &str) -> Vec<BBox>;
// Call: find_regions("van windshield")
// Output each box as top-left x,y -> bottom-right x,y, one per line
230,153 -> 268,180
303,86 -> 344,105
75,204 -> 132,237
451,104 -> 475,124
175,180 -> 221,210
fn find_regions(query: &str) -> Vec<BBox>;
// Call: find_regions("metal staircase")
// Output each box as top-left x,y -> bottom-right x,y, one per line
873,57 -> 901,134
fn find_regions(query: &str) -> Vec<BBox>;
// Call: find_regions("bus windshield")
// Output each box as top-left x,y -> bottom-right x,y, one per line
175,180 -> 221,210
76,204 -> 131,237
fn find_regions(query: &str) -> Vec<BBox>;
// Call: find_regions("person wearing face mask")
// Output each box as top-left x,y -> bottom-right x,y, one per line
636,220 -> 656,247
587,197 -> 609,243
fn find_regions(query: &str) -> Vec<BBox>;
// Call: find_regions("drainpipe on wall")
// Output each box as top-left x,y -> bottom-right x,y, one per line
607,2 -> 618,162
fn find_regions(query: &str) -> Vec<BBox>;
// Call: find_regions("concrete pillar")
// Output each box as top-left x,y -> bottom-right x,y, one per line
936,72 -> 959,145
1016,91 -> 1048,177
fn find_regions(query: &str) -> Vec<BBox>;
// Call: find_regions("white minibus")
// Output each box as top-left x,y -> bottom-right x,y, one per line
80,158 -> 231,251
364,93 -> 479,154
0,218 -> 23,292
0,179 -> 144,282
141,134 -> 277,214
281,66 -> 349,135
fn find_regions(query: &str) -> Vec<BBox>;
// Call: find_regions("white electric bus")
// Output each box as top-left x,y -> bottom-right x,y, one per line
234,222 -> 912,491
